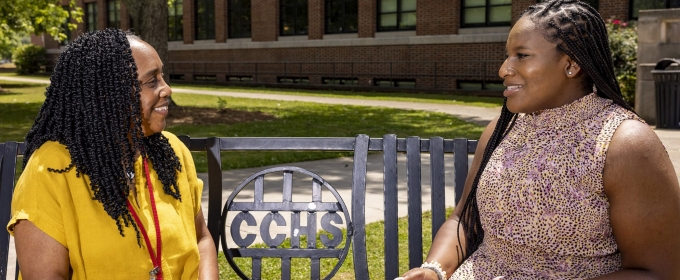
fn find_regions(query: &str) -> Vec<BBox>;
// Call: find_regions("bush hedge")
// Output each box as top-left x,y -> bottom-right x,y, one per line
12,44 -> 46,74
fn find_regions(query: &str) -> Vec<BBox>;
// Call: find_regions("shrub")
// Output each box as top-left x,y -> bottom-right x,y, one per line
607,19 -> 637,107
12,44 -> 46,74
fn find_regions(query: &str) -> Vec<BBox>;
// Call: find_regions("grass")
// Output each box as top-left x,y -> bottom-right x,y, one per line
0,72 -> 504,108
0,79 -> 486,172
171,82 -> 504,108
217,208 -> 454,279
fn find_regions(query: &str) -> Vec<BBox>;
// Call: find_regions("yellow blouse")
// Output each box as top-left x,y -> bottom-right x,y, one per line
7,131 -> 203,279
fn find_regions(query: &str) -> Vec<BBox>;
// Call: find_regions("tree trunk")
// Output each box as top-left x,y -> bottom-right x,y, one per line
122,0 -> 178,107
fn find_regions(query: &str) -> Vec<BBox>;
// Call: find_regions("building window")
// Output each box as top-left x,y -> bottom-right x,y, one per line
168,0 -> 183,41
86,2 -> 98,32
630,0 -> 679,20
326,0 -> 358,34
323,77 -> 358,85
462,0 -> 511,27
378,0 -> 416,31
229,0 -> 251,38
107,0 -> 120,28
278,76 -> 309,83
457,80 -> 504,90
374,78 -> 415,88
280,0 -> 308,35
195,0 -> 215,40
228,75 -> 253,82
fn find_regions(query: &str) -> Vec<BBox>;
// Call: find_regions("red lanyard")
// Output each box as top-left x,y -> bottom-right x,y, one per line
126,157 -> 163,280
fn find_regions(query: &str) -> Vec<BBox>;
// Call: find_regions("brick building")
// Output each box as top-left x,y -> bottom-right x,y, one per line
34,0 -> 672,93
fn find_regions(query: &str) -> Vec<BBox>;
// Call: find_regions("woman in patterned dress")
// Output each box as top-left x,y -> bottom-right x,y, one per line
400,0 -> 680,279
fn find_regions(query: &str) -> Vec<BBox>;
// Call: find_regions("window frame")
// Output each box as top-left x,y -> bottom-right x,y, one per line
168,0 -> 184,41
85,2 -> 98,32
461,0 -> 512,28
228,0 -> 252,38
195,0 -> 215,40
107,0 -> 120,28
325,0 -> 358,34
629,0 -> 679,20
377,0 -> 417,32
280,0 -> 309,36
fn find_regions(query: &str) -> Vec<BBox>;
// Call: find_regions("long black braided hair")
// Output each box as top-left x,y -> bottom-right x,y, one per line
457,0 -> 637,262
23,29 -> 182,242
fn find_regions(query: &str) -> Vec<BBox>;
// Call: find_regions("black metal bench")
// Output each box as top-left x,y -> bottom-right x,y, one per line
0,135 -> 477,280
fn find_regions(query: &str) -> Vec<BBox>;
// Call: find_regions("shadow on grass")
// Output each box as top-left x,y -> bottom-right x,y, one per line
0,103 -> 41,142
0,83 -> 45,89
166,102 -> 484,173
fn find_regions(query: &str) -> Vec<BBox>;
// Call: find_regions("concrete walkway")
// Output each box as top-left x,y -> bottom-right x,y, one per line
2,75 -> 680,279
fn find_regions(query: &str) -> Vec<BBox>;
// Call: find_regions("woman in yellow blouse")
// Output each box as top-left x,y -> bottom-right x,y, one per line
7,29 -> 218,279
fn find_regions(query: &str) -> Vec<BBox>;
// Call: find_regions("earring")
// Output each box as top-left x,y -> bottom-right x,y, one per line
568,71 -> 572,75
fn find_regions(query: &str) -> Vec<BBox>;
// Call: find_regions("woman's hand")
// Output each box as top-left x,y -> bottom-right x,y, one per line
396,268 -> 441,280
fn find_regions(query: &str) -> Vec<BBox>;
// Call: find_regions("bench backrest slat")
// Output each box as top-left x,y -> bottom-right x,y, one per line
351,134 -> 370,279
406,136 -> 423,268
382,134 -> 400,280
429,137 -> 446,241
0,142 -> 19,280
205,137 -> 223,252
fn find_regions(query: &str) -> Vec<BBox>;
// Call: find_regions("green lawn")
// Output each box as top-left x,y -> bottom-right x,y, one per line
0,79 -> 486,172
171,82 -> 504,108
0,72 -> 504,108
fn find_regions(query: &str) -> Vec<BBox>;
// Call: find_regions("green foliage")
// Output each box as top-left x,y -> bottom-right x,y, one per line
217,97 -> 227,111
607,19 -> 637,107
12,45 -> 46,74
0,0 -> 82,57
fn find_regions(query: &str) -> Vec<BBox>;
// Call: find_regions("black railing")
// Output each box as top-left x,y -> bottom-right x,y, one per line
169,60 -> 505,91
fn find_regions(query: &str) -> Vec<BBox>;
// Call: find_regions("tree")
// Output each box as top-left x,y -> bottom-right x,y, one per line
0,0 -> 82,91
121,0 -> 169,76
607,19 -> 637,107
0,0 -> 81,44
121,0 -> 176,106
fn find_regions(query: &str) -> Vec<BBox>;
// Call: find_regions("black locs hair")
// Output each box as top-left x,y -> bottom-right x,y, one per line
23,29 -> 182,241
457,0 -> 637,262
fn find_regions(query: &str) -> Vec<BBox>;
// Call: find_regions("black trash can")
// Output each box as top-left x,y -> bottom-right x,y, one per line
652,58 -> 680,129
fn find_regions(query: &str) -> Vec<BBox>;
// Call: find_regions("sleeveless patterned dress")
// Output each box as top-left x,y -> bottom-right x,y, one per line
451,93 -> 642,279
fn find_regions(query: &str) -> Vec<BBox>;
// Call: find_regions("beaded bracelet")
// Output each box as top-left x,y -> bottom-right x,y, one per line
420,261 -> 446,280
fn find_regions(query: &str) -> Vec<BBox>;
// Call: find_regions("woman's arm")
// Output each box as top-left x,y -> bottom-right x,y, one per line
195,208 -> 219,280
13,220 -> 70,280
400,117 -> 499,279
594,120 -> 680,279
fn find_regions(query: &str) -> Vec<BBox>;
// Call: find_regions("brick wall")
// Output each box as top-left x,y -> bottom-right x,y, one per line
216,0 -> 228,42
599,0 -> 630,21
309,0 -> 324,39
168,42 -> 507,88
512,0 -> 536,24
358,0 -> 375,38
252,0 -> 279,41
183,0 -> 194,44
417,0 -> 457,35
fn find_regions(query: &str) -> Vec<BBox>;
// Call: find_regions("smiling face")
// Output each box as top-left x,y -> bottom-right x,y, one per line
499,16 -> 588,114
130,39 -> 172,136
